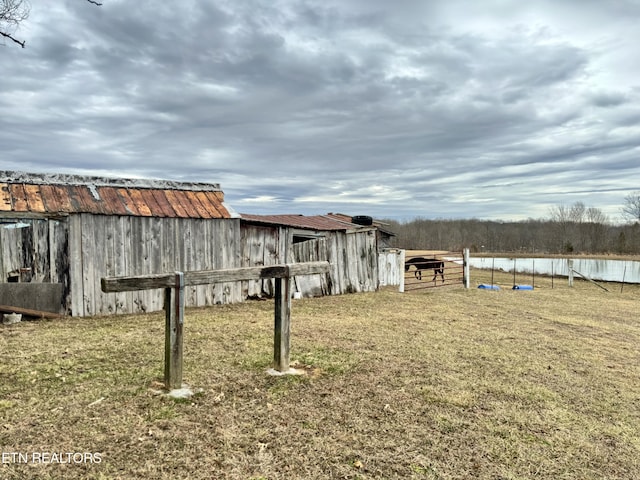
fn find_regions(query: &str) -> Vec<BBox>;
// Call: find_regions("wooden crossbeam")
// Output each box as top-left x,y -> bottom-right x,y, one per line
101,261 -> 330,293
100,261 -> 330,390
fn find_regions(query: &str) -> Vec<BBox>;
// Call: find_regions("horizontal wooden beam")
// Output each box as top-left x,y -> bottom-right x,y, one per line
0,304 -> 63,319
101,261 -> 330,293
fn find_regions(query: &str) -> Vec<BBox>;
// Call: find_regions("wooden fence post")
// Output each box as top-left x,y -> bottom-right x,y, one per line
463,248 -> 470,289
164,271 -> 185,390
568,259 -> 574,287
273,273 -> 292,372
101,262 -> 330,384
399,249 -> 406,293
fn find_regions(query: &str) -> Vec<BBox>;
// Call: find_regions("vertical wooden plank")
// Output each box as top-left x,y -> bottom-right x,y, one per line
399,249 -> 406,293
1,225 -> 23,281
463,248 -> 470,289
183,219 -> 198,307
568,259 -> 574,287
129,217 -> 145,313
81,214 -> 96,316
273,275 -> 291,372
211,218 -> 224,304
68,215 -> 85,316
164,272 -> 185,390
111,216 -> 127,314
48,219 -> 56,284
51,218 -> 71,313
349,232 -> 362,292
203,219 -> 216,306
223,218 -> 242,303
120,216 -> 133,313
0,227 -> 4,281
239,223 -> 251,298
332,233 -> 346,294
150,216 -> 165,312
199,219 -> 210,305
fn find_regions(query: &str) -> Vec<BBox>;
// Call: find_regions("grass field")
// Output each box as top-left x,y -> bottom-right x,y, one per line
1,268 -> 639,479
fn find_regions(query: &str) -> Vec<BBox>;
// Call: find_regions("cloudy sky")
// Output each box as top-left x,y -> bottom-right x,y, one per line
2,0 -> 640,222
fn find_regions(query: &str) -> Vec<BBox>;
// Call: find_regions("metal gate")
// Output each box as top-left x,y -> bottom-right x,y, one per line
403,251 -> 465,291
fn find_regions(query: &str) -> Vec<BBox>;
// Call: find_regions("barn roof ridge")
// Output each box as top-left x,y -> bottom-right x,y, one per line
0,171 -> 222,192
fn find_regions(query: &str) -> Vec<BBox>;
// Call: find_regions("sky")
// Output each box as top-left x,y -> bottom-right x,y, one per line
2,0 -> 640,223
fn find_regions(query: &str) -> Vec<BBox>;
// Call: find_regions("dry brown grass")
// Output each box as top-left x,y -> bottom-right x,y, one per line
1,269 -> 639,479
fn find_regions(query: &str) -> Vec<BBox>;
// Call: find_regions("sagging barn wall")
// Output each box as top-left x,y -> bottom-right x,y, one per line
69,214 -> 242,316
240,221 -> 379,298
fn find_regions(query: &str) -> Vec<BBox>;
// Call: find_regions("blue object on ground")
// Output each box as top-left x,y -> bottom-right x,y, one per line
478,284 -> 500,290
512,285 -> 534,290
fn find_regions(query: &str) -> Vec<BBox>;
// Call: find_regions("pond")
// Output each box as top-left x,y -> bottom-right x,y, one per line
467,256 -> 640,284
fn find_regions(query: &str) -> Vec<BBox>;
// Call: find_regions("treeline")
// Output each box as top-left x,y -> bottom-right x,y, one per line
380,215 -> 640,254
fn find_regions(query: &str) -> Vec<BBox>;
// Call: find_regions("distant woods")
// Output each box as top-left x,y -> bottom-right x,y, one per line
382,200 -> 640,254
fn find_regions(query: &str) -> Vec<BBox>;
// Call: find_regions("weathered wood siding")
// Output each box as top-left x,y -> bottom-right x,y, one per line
240,222 -> 379,298
69,214 -> 241,316
291,237 -> 330,297
378,248 -> 404,286
240,224 -> 284,297
0,218 -> 70,311
292,229 -> 378,296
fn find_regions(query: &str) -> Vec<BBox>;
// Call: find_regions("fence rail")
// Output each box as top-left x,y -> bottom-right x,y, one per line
101,261 -> 330,390
403,251 -> 468,292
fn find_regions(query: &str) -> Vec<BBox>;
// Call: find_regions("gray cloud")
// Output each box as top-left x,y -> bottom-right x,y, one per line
1,0 -> 640,222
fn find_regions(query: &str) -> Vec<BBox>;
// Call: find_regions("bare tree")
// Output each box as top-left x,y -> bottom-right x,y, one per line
622,191 -> 640,224
0,0 -> 30,47
1,0 -> 101,48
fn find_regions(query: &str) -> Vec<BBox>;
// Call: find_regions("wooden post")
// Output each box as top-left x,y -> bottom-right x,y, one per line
399,249 -> 406,293
164,271 -> 185,390
568,259 -> 574,287
463,248 -> 470,289
101,262 -> 331,383
273,273 -> 292,372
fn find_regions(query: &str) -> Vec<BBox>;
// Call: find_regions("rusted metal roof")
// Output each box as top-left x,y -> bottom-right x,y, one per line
240,213 -> 371,231
0,171 -> 238,219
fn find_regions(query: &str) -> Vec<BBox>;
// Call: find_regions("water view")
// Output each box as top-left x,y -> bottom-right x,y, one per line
467,257 -> 640,284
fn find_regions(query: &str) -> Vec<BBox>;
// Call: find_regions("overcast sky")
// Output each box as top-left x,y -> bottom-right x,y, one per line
2,0 -> 640,222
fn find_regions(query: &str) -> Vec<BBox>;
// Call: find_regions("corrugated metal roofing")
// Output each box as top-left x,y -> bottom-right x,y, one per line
240,213 -> 370,231
0,171 -> 237,219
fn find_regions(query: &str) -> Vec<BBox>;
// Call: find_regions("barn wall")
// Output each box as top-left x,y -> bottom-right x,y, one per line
240,222 -> 380,298
0,217 -> 70,312
378,248 -> 404,286
292,229 -> 379,296
291,237 -> 330,297
240,224 -> 284,297
70,214 -> 242,317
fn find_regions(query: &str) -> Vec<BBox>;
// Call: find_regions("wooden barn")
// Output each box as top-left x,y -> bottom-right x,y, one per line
0,171 -> 242,317
240,213 -> 379,298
